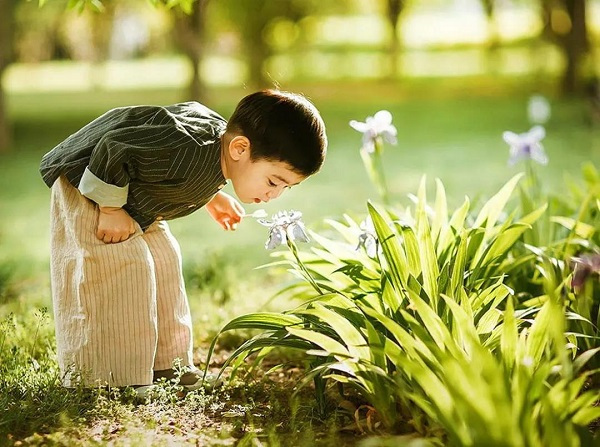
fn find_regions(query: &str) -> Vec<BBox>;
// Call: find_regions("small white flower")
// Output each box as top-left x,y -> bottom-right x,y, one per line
257,210 -> 309,250
349,110 -> 397,153
527,95 -> 551,125
246,209 -> 268,219
356,217 -> 378,258
521,356 -> 534,368
503,125 -> 548,166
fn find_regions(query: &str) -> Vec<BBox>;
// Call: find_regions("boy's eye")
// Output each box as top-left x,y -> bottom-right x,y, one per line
268,180 -> 277,187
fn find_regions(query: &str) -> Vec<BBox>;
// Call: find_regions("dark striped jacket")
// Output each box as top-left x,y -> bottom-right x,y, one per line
40,102 -> 227,230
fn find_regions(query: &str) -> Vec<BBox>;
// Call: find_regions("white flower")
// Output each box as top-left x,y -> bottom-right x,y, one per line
356,216 -> 378,258
257,210 -> 309,250
349,110 -> 397,153
527,95 -> 551,125
503,125 -> 548,166
246,209 -> 268,219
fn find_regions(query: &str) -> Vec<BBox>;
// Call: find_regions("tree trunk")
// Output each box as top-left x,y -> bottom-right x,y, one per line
481,0 -> 500,74
0,0 -> 15,153
89,1 -> 116,90
561,0 -> 588,94
0,86 -> 10,153
174,0 -> 209,101
244,12 -> 271,90
386,0 -> 403,79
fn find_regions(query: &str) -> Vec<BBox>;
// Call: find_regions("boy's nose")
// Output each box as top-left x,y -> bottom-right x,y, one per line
269,188 -> 284,200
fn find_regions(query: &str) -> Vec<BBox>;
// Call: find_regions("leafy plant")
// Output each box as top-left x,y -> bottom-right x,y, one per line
209,176 -> 599,444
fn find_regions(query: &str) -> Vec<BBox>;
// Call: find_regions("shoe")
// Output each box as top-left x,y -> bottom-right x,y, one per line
153,368 -> 220,390
132,384 -> 158,399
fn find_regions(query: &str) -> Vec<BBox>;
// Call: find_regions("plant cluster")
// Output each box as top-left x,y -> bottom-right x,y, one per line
209,102 -> 600,445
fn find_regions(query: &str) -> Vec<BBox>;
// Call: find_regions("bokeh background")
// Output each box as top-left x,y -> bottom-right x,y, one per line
1,0 -> 599,317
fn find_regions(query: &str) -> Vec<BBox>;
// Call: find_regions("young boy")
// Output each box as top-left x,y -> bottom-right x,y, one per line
39,90 -> 327,394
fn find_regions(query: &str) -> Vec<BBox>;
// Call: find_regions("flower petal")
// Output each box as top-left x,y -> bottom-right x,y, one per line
290,222 -> 310,243
265,226 -> 286,250
503,131 -> 521,146
373,110 -> 393,126
528,125 -> 546,141
530,145 -> 549,165
362,140 -> 376,154
349,120 -> 369,133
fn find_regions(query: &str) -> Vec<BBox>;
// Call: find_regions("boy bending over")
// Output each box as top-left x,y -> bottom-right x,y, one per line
39,90 -> 327,394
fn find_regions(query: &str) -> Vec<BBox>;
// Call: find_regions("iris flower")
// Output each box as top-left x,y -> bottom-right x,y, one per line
571,254 -> 600,291
257,210 -> 309,250
527,95 -> 551,125
356,216 -> 378,258
503,125 -> 548,166
349,110 -> 397,153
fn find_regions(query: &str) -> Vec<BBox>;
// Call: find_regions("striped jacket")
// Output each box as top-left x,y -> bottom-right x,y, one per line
40,102 -> 228,230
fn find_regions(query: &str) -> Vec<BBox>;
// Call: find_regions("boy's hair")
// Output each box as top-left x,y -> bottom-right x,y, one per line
226,90 -> 327,177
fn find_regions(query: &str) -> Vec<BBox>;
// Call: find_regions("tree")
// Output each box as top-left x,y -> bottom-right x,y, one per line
219,0 -> 317,90
172,0 -> 210,101
0,0 -> 17,153
0,0 -> 196,153
384,0 -> 405,79
480,0 -> 500,74
540,0 -> 590,94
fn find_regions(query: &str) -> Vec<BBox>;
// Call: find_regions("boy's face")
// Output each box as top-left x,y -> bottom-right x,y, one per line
230,157 -> 306,205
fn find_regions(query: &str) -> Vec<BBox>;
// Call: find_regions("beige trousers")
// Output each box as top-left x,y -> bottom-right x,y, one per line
50,176 -> 193,387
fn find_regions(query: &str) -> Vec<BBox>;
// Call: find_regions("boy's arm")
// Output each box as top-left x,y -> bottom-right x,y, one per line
97,206 -> 137,244
205,192 -> 245,231
78,119 -> 178,242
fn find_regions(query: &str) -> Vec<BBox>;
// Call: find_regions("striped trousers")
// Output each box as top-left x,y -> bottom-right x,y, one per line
50,176 -> 193,387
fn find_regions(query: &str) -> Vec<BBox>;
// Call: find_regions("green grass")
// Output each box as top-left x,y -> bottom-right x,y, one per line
1,78 -> 599,444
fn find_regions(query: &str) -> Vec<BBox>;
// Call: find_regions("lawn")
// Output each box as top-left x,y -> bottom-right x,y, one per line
1,78 -> 599,445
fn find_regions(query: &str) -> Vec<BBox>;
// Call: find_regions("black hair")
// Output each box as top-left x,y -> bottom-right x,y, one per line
226,90 -> 327,177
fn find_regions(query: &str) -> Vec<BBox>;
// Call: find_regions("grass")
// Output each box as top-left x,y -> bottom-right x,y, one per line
1,77 -> 599,445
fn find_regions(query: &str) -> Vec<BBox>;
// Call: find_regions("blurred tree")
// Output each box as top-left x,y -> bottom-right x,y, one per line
541,0 -> 590,94
89,1 -> 117,89
384,0 -> 405,79
172,0 -> 209,100
0,0 -> 194,152
219,0 -> 317,89
0,0 -> 17,153
480,0 -> 500,73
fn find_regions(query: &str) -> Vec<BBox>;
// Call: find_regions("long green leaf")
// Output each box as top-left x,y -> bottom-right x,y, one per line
368,202 -> 408,295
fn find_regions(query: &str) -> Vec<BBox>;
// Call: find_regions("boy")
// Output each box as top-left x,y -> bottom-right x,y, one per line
39,90 -> 327,394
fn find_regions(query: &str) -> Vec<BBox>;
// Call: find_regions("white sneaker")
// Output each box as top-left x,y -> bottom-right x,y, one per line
132,384 -> 158,399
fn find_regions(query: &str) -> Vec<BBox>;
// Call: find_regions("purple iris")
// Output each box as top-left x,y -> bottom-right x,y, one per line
571,254 -> 600,291
503,125 -> 548,166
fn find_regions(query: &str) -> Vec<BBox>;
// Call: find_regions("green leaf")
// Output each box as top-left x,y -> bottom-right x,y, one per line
219,312 -> 303,332
296,303 -> 370,360
368,202 -> 408,295
449,230 -> 468,298
287,327 -> 351,359
525,300 -> 553,366
572,347 -> 600,374
479,223 -> 531,266
416,178 -> 440,308
501,296 -> 518,369
397,225 -> 421,279
572,403 -> 600,426
550,216 -> 596,239
473,174 -> 523,229
432,178 -> 449,245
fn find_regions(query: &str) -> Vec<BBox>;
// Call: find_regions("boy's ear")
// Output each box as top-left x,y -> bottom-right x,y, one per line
228,136 -> 251,161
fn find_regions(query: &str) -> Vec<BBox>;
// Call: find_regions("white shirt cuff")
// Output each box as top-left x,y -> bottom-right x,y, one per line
78,167 -> 129,208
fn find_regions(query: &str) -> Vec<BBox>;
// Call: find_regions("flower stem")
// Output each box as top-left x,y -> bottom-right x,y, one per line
360,138 -> 390,205
286,237 -> 323,295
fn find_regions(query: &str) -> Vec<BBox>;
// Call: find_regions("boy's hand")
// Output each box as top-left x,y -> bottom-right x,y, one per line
97,206 -> 137,243
205,191 -> 245,231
